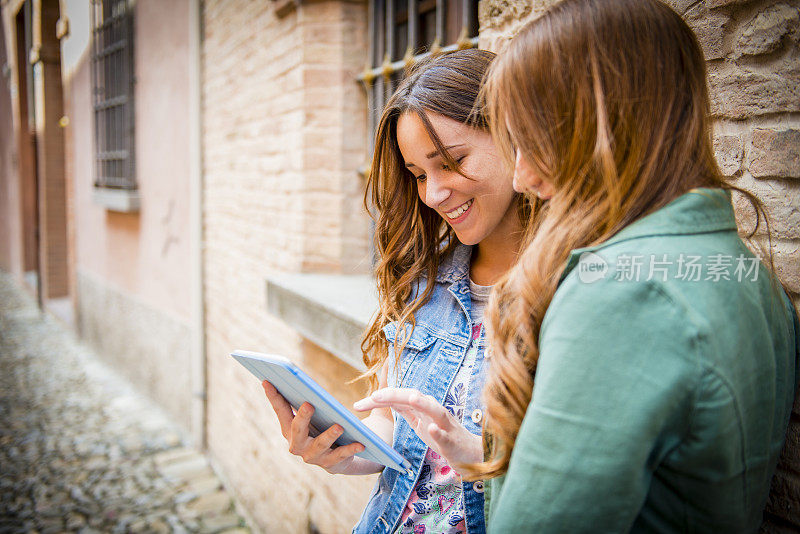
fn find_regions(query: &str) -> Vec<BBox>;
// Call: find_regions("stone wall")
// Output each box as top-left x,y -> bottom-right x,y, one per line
76,272 -> 194,436
480,0 -> 800,529
201,1 -> 374,532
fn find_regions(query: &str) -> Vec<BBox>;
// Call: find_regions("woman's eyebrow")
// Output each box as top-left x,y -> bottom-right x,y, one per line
405,144 -> 466,168
425,144 -> 464,159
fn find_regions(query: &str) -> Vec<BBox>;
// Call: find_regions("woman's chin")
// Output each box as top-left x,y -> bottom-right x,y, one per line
452,229 -> 481,247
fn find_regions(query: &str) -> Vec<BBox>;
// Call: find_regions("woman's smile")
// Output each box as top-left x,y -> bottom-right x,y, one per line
444,199 -> 474,223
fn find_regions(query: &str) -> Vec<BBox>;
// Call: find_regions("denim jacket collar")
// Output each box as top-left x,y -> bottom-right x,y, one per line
435,243 -> 472,284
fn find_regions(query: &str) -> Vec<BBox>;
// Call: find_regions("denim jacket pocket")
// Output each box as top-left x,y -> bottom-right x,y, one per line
382,322 -> 437,389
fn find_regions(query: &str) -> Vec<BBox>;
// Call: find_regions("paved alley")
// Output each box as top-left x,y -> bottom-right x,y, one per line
0,273 -> 251,534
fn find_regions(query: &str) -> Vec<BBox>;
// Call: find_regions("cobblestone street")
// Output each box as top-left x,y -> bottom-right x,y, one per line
0,274 -> 251,534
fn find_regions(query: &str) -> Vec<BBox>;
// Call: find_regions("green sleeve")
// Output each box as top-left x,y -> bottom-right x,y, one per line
488,275 -> 702,532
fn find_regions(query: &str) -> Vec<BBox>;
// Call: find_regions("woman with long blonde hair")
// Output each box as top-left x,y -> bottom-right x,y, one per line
262,49 -> 535,533
469,0 -> 799,531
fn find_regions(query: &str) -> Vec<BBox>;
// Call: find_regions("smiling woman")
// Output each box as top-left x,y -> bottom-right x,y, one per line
397,112 -> 520,256
259,48 -> 537,534
395,111 -> 521,284
351,48 -> 536,534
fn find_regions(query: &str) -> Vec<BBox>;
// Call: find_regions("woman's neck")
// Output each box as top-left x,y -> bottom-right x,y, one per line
470,210 -> 524,286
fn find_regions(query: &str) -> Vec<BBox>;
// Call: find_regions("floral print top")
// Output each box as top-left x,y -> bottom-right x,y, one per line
395,279 -> 489,534
394,324 -> 482,534
394,279 -> 491,534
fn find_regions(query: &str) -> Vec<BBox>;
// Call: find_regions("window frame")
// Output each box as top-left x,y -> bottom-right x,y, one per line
90,0 -> 138,210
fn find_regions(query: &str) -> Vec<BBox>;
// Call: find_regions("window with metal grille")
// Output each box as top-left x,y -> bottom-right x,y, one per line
358,0 -> 479,147
90,0 -> 135,190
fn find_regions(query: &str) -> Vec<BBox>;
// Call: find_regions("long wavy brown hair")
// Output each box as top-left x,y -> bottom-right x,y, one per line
467,0 -> 779,479
360,49 -> 533,390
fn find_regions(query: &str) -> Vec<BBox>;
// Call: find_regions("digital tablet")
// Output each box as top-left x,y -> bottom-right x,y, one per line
231,350 -> 412,474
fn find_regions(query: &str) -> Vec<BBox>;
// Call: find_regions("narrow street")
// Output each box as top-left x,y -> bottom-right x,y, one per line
0,273 -> 251,534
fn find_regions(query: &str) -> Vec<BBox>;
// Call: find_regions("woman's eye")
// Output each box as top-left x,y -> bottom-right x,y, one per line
416,174 -> 427,183
443,156 -> 466,171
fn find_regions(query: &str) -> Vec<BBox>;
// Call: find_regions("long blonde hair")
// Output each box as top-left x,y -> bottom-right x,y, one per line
469,0 -> 777,479
360,49 -> 533,390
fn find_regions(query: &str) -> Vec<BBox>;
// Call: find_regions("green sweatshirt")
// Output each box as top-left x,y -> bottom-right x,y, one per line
486,189 -> 800,533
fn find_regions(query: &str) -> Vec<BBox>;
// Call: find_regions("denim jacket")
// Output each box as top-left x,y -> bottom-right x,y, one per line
353,244 -> 487,534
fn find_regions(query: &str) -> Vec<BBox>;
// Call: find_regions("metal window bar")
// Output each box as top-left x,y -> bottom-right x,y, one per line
462,0 -> 474,34
91,0 -> 135,190
408,0 -> 418,56
435,0 -> 445,46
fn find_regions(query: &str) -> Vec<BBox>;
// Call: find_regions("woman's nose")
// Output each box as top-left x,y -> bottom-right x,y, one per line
422,174 -> 451,208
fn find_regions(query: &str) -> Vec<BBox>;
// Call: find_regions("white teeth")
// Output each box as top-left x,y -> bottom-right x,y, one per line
445,199 -> 473,219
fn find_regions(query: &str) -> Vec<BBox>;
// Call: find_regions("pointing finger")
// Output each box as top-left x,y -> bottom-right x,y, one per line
355,388 -> 441,415
408,393 -> 451,428
365,388 -> 450,427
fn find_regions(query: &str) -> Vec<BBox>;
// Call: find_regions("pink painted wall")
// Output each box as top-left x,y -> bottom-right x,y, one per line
0,17 -> 21,274
63,0 -> 192,322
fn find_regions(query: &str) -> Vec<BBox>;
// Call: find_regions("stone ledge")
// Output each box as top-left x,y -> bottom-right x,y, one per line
92,187 -> 141,213
265,274 -> 377,371
272,0 -> 365,18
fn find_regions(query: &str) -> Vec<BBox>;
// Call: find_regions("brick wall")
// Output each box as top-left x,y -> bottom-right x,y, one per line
201,1 -> 373,532
480,0 -> 800,529
34,0 -> 69,299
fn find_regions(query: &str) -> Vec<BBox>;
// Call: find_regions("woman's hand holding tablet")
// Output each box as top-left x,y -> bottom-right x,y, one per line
231,350 -> 411,476
261,381 -> 368,473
